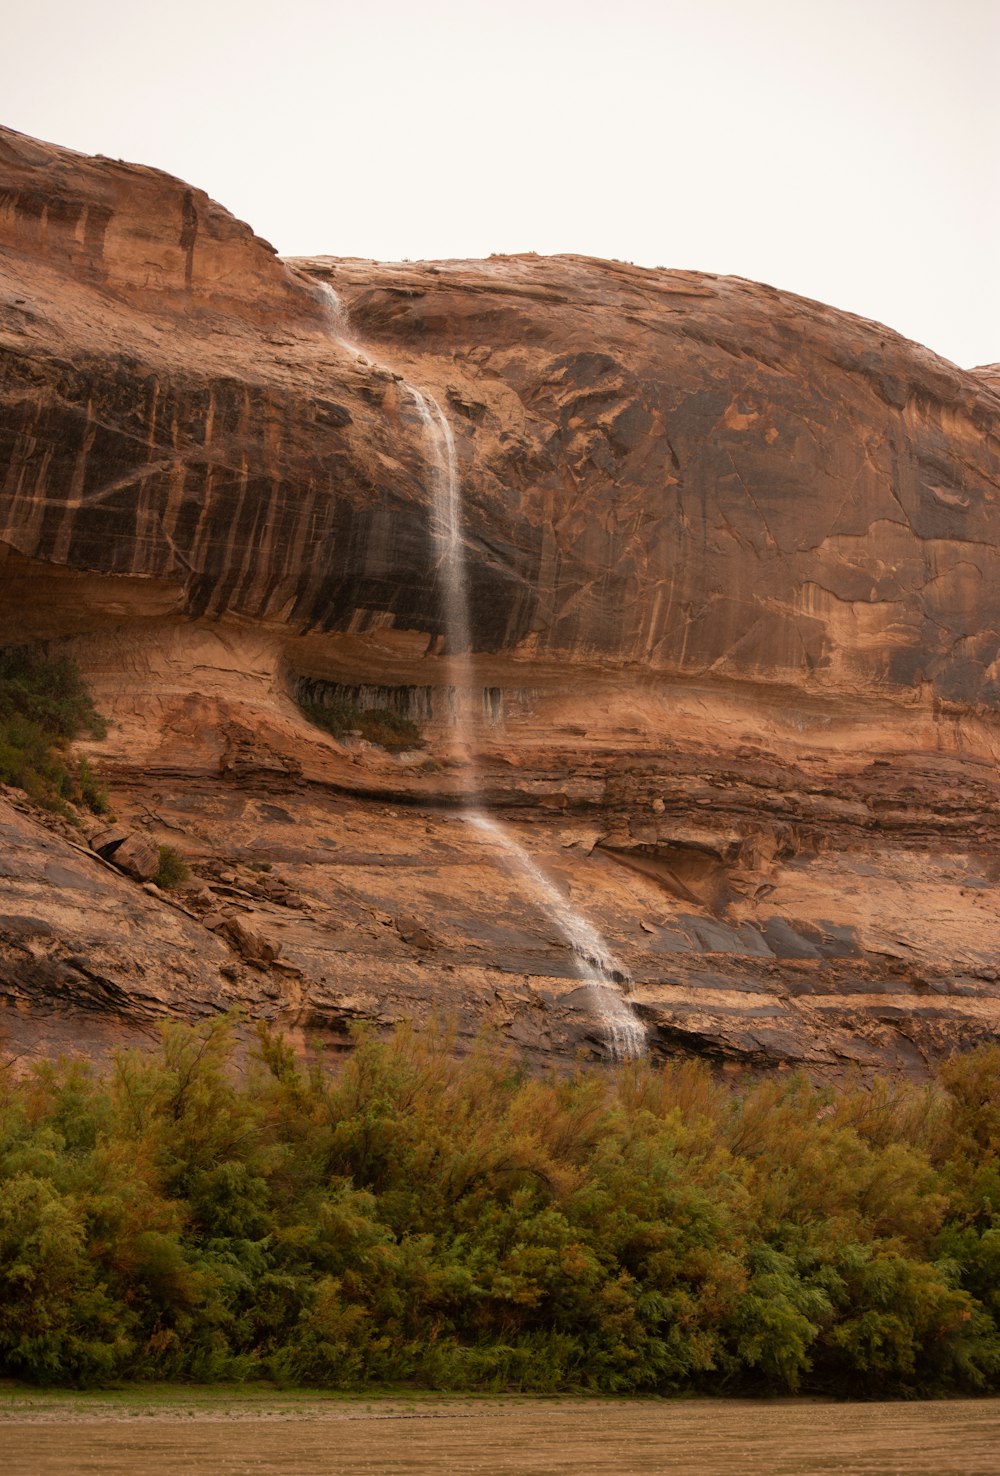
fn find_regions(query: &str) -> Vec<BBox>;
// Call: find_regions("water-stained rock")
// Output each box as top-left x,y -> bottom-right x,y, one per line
1,124 -> 1000,1075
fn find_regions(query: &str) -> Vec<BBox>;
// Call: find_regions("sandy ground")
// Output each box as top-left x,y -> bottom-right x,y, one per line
2,1392 -> 999,1475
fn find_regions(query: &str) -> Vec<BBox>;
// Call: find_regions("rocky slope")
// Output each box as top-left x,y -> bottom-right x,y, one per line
2,122 -> 999,1074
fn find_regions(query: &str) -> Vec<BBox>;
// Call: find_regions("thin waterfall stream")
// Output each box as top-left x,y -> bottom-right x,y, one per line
317,285 -> 644,1060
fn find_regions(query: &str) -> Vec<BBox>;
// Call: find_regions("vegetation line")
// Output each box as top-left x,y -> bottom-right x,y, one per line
2,1019 -> 999,1397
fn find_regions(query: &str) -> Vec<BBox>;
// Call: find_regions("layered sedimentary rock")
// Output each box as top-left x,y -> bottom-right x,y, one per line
2,123 -> 999,1074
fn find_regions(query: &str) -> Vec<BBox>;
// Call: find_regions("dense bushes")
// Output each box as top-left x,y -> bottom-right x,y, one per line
1,1020 -> 999,1395
0,645 -> 108,816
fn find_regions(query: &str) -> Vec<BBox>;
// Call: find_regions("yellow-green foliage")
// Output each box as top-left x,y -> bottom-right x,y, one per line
1,1022 -> 999,1395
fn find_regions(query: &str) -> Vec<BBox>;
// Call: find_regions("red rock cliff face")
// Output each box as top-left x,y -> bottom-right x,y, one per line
1,123 -> 999,1075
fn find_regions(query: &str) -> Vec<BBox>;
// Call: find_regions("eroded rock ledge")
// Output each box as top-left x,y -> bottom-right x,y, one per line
1,123 -> 999,1075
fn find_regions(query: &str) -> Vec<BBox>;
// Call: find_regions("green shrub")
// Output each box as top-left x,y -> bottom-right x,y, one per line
155,845 -> 190,889
0,646 -> 108,816
2,1022 -> 1000,1394
299,697 -> 423,753
0,645 -> 107,740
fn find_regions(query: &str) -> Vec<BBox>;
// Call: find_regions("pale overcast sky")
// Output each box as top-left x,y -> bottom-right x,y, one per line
5,0 -> 998,368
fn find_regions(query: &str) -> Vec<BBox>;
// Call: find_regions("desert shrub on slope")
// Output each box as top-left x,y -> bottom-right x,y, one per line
0,645 -> 108,816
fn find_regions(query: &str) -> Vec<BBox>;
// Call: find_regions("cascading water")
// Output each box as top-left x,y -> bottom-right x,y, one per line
316,282 -> 644,1060
406,387 -> 475,754
464,812 -> 645,1061
409,385 -> 644,1060
317,283 -> 354,351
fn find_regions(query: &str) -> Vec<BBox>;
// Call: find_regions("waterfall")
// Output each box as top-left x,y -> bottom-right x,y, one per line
405,387 -> 475,760
317,283 -> 354,350
464,812 -> 645,1061
316,281 -> 644,1060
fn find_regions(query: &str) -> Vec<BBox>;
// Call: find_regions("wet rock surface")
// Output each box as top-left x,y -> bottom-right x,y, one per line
1,124 -> 999,1075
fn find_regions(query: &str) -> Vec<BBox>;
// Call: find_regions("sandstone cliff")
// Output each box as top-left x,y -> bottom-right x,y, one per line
2,123 -> 999,1074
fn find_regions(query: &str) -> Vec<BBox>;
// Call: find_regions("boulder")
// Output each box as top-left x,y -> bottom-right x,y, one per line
111,834 -> 160,883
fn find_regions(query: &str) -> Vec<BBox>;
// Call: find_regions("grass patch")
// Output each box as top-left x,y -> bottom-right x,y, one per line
0,1379 -> 510,1410
299,697 -> 423,753
155,844 -> 190,889
0,646 -> 108,817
